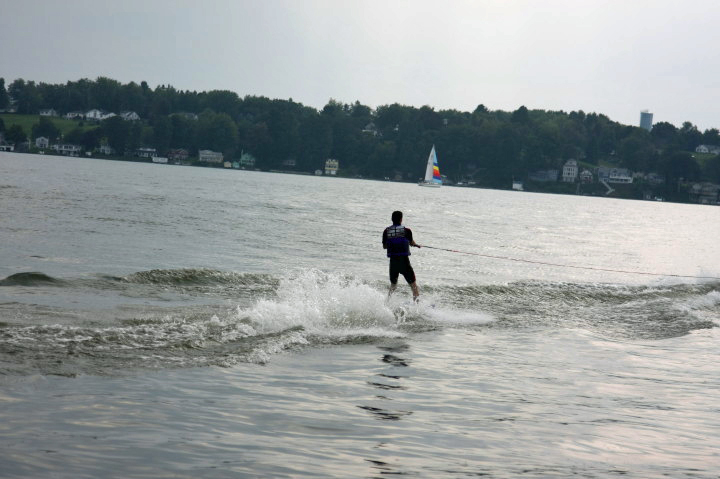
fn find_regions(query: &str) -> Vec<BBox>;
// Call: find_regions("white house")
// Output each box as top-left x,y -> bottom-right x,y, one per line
97,144 -> 115,155
120,111 -> 141,121
39,109 -> 58,117
695,144 -> 720,155
35,136 -> 50,149
579,169 -> 593,183
325,158 -> 339,175
135,147 -> 157,158
362,122 -> 379,136
607,168 -> 633,184
86,109 -> 116,121
198,150 -> 223,163
562,159 -> 578,183
65,111 -> 84,120
689,182 -> 720,204
52,144 -> 82,156
239,152 -> 256,168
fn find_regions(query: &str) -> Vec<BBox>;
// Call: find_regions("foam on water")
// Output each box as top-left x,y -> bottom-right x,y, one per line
238,269 -> 401,337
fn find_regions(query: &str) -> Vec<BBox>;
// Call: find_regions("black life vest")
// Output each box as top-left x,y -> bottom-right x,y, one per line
385,224 -> 410,257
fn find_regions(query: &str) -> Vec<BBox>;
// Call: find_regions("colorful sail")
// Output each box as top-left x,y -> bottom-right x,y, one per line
420,145 -> 442,186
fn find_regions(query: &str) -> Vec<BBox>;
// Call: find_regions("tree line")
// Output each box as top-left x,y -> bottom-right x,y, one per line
2,76 -> 720,190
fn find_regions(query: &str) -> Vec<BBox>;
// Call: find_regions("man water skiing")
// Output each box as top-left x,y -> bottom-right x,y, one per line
382,211 -> 421,301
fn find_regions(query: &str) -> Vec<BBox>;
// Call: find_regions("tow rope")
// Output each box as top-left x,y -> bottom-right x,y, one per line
421,245 -> 720,281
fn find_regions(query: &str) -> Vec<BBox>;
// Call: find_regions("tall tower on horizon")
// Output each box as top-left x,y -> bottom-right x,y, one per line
640,110 -> 653,131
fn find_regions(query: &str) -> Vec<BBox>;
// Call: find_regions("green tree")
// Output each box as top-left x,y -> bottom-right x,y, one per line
511,105 -> 530,124
5,124 -> 27,144
704,155 -> 720,183
151,115 -> 172,153
0,78 -> 9,110
662,151 -> 700,186
677,122 -> 702,151
8,79 -> 42,114
197,110 -> 238,157
32,117 -> 61,141
701,128 -> 720,146
80,128 -> 102,151
101,116 -> 130,152
169,114 -> 197,151
91,77 -> 122,112
64,128 -> 84,144
618,130 -> 654,171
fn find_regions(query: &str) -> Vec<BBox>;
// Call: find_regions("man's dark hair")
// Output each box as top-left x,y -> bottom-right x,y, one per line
391,211 -> 403,224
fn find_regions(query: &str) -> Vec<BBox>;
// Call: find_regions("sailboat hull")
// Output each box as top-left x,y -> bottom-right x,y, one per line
418,182 -> 441,187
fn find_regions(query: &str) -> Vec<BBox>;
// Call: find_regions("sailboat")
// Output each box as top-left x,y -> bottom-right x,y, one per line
418,145 -> 441,187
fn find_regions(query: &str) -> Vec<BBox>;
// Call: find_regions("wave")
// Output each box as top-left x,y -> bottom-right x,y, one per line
0,269 -> 490,375
118,268 -> 278,287
0,269 -> 716,375
0,269 -> 278,297
441,280 -> 719,339
0,272 -> 65,286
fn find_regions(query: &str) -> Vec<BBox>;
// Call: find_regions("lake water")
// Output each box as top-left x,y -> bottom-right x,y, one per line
1,152 -> 719,478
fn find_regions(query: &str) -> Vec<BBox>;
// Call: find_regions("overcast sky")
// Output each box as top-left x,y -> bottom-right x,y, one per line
2,0 -> 719,130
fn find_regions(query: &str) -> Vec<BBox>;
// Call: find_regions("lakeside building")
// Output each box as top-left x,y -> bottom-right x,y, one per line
120,111 -> 141,121
64,111 -> 84,120
97,144 -> 115,155
362,122 -> 379,136
39,109 -> 58,117
579,169 -> 593,183
325,159 -> 339,175
562,160 -> 578,182
86,109 -> 116,121
239,152 -> 256,168
167,149 -> 189,162
198,150 -> 223,163
695,144 -> 720,155
52,144 -> 82,156
597,166 -> 633,184
0,141 -> 15,151
640,110 -> 653,131
135,147 -> 157,158
35,136 -> 50,149
689,182 -> 720,205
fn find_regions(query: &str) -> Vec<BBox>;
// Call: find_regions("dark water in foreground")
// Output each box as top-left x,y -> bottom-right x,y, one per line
1,153 -> 719,478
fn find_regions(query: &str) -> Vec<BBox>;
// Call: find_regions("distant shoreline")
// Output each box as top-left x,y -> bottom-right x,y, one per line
4,149 -> 714,206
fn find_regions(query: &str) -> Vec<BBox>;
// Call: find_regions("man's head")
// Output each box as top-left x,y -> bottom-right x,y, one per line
391,211 -> 403,225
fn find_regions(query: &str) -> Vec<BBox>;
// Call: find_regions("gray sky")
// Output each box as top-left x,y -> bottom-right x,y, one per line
2,0 -> 719,130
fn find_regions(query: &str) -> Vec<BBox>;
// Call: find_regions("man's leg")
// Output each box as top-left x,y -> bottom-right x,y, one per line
410,281 -> 419,301
388,258 -> 400,299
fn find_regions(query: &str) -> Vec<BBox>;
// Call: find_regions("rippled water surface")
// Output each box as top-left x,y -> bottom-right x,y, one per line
1,152 -> 719,478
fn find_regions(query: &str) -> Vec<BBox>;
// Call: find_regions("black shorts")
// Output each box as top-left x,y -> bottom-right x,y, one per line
389,256 -> 416,284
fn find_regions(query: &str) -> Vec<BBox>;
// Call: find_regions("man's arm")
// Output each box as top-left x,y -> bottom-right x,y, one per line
407,228 -> 420,248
